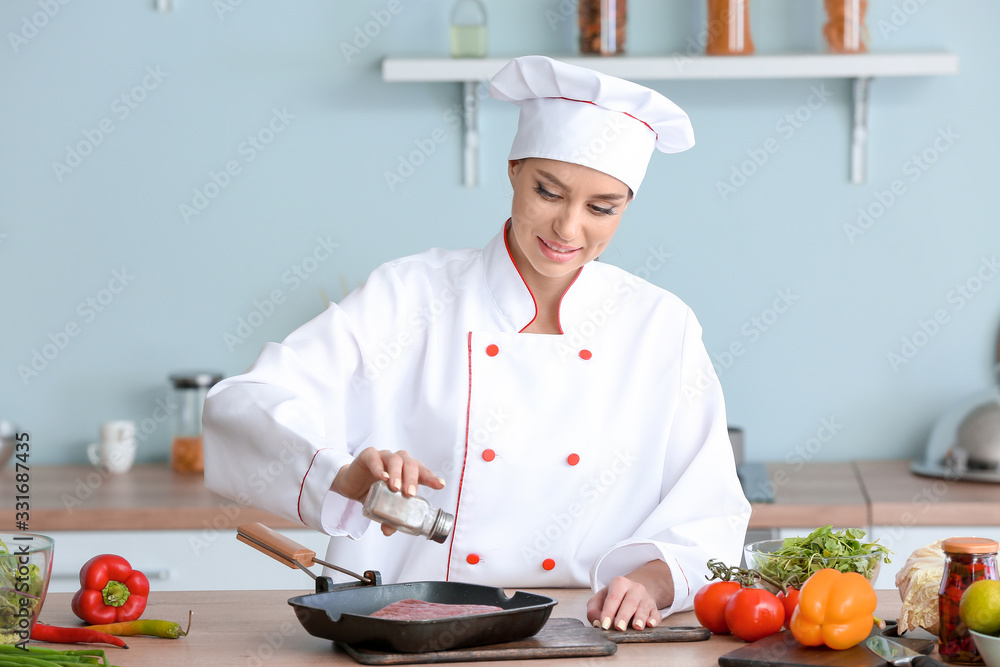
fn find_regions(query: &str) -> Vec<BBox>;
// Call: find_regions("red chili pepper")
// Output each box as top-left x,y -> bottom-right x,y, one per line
31,622 -> 129,648
71,554 -> 149,625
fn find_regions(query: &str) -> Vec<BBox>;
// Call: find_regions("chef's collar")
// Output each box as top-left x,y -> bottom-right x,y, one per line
489,55 -> 695,196
482,221 -> 607,334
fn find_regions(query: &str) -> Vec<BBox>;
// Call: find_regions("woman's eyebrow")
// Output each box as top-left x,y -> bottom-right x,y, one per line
537,169 -> 627,201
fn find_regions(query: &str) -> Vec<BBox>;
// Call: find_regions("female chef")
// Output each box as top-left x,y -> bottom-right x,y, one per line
204,55 -> 750,633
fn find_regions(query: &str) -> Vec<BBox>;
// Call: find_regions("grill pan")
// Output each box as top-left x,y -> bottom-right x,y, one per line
237,523 -> 557,653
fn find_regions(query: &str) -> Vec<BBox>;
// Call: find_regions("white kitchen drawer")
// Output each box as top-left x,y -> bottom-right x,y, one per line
45,528 -> 332,593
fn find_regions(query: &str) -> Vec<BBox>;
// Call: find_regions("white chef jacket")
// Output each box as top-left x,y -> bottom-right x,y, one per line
203,223 -> 750,617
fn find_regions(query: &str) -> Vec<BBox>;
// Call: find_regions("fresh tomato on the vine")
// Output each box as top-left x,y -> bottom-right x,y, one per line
693,581 -> 742,635
777,587 -> 800,629
724,588 -> 785,642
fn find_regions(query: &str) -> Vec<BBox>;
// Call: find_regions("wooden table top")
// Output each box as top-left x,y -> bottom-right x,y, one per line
0,464 -> 299,531
27,588 -> 911,666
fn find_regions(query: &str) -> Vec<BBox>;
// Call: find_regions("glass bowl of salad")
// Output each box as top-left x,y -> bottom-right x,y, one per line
744,526 -> 890,593
1,533 -> 54,645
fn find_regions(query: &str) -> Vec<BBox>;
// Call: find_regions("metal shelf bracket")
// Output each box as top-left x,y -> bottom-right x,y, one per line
851,76 -> 872,185
461,81 -> 480,187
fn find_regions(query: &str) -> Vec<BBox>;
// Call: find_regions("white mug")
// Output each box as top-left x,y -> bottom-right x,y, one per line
101,420 -> 136,446
87,440 -> 136,474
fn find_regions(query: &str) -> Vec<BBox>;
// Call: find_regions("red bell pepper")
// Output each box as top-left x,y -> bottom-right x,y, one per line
71,554 -> 149,625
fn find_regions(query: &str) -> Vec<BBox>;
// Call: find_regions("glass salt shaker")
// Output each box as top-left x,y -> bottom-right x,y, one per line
169,371 -> 222,474
362,481 -> 454,543
939,537 -> 999,664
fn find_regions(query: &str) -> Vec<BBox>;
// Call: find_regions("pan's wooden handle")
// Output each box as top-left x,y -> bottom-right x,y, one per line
237,522 -> 316,570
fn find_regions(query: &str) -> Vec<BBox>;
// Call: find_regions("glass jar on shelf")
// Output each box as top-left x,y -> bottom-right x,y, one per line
450,0 -> 487,58
169,371 -> 222,474
705,0 -> 754,56
823,0 -> 868,53
578,0 -> 627,56
939,537 -> 999,664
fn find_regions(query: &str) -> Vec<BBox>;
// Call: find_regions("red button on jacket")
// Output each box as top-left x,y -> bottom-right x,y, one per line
467,554 -> 480,565
542,558 -> 555,571
486,344 -> 499,357
482,449 -> 496,462
567,453 -> 580,466
579,349 -> 592,360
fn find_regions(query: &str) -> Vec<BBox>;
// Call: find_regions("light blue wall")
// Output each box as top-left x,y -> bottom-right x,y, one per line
2,1 -> 997,466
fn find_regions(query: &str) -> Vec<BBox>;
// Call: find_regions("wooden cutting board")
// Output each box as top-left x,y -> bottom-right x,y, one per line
718,624 -> 936,667
339,617 -> 709,664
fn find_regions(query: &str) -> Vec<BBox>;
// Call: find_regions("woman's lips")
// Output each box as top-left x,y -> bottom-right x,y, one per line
537,237 -> 581,263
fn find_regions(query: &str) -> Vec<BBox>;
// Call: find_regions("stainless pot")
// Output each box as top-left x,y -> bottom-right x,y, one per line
913,357 -> 1000,480
945,400 -> 1000,471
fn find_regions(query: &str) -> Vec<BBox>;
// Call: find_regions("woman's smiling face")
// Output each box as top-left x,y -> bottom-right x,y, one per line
506,158 -> 631,289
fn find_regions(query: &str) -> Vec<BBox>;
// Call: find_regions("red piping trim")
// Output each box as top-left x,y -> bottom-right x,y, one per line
554,97 -> 657,138
297,448 -> 331,525
678,562 -> 690,597
445,332 -> 474,581
502,222 -> 542,333
503,220 -> 581,335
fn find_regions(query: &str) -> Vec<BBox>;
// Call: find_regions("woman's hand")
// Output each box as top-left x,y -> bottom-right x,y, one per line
586,560 -> 674,631
331,448 -> 445,535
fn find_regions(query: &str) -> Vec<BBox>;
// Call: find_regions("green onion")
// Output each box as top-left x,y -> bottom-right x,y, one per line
0,645 -> 115,666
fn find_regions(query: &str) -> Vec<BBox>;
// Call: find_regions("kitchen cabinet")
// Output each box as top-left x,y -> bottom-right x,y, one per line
44,528 -> 332,593
381,52 -> 959,186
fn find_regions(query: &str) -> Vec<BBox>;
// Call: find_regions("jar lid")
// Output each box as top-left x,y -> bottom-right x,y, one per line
169,372 -> 223,389
942,537 -> 1000,554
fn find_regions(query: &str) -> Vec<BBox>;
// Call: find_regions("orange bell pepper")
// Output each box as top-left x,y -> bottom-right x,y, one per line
789,568 -> 877,650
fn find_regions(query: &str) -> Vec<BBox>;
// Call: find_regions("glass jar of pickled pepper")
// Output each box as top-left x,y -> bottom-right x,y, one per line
169,371 -> 222,474
939,537 -> 1000,663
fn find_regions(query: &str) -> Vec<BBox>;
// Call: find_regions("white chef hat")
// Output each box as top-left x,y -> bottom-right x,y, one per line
488,55 -> 695,196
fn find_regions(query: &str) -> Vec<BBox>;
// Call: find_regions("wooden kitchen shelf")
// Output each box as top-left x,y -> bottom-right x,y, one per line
381,52 -> 959,186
